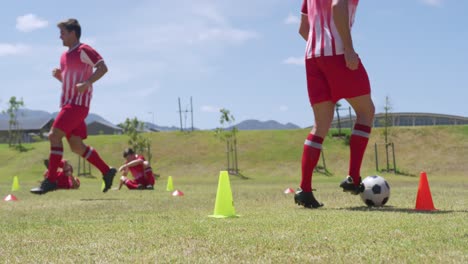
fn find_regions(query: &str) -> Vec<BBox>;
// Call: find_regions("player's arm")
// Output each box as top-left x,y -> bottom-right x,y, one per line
76,61 -> 108,93
118,159 -> 144,172
299,0 -> 309,41
299,14 -> 309,41
87,61 -> 108,84
332,0 -> 359,70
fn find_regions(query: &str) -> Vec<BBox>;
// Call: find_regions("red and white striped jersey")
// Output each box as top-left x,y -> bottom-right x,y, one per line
301,0 -> 359,58
128,155 -> 146,180
59,43 -> 103,108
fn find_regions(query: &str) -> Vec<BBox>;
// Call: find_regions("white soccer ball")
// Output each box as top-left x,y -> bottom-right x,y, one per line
360,175 -> 390,207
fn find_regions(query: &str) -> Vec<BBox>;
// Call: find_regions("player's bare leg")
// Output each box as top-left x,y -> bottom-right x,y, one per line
295,101 -> 334,208
340,94 -> 375,194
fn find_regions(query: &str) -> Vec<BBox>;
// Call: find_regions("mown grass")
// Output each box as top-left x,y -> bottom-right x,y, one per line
0,126 -> 467,263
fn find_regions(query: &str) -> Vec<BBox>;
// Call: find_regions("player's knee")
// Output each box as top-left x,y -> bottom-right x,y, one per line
48,131 -> 61,143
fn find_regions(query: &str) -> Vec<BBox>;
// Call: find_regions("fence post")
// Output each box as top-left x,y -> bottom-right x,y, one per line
374,143 -> 379,172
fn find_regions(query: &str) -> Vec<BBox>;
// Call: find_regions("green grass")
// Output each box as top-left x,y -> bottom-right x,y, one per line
0,126 -> 467,263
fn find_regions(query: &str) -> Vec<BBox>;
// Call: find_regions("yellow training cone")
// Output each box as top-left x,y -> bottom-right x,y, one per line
166,176 -> 174,191
209,171 -> 239,218
11,176 -> 20,191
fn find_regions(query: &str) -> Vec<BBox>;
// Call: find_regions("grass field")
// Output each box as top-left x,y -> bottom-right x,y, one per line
0,126 -> 467,263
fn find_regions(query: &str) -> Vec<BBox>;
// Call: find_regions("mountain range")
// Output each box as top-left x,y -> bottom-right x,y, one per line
0,109 -> 302,130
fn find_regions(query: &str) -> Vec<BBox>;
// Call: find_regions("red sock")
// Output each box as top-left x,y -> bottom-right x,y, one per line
144,167 -> 155,185
124,179 -> 140,190
82,146 -> 110,175
349,124 -> 372,185
300,134 -> 324,192
47,147 -> 63,182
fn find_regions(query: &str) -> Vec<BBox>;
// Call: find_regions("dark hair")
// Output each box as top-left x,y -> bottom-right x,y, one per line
123,148 -> 135,158
57,18 -> 81,39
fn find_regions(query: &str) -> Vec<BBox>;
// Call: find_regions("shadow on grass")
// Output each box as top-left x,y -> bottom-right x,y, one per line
335,206 -> 467,214
79,198 -> 122,201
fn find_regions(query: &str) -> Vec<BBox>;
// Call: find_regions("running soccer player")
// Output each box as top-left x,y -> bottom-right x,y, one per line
295,0 -> 375,208
31,18 -> 116,195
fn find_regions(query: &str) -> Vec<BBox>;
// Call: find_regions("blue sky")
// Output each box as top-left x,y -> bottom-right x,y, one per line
1,0 -> 467,129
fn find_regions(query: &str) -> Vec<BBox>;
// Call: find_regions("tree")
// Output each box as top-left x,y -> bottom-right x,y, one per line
2,96 -> 25,149
382,96 -> 393,145
120,117 -> 152,163
214,108 -> 237,141
215,108 -> 243,177
335,101 -> 342,136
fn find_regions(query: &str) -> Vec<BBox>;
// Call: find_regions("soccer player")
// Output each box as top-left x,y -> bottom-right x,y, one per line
31,18 -> 116,195
295,0 -> 375,208
118,148 -> 156,190
43,159 -> 81,190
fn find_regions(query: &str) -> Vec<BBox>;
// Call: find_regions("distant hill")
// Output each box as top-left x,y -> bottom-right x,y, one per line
228,119 -> 301,130
0,109 -> 51,121
0,108 -> 116,126
143,122 -> 182,132
1,109 -> 302,131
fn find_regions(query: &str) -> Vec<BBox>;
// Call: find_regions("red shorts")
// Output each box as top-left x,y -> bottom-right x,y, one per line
305,55 -> 371,105
53,104 -> 89,139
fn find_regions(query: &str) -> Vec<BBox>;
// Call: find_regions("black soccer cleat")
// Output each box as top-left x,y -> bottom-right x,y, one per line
30,178 -> 57,195
145,185 -> 154,190
339,176 -> 364,195
102,168 -> 117,193
294,189 -> 324,209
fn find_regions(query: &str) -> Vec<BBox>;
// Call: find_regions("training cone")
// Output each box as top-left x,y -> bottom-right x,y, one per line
284,188 -> 295,194
11,176 -> 20,191
166,176 -> 174,191
209,171 -> 239,218
415,171 -> 436,211
4,194 -> 18,202
172,190 -> 184,196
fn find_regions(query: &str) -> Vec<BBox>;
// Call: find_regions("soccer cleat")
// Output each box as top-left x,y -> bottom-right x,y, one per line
102,168 -> 117,193
294,189 -> 323,209
137,184 -> 145,190
339,176 -> 364,195
145,185 -> 154,190
30,178 -> 57,195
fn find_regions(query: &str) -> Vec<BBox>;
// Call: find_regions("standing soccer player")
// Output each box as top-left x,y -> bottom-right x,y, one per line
31,18 -> 116,194
295,0 -> 375,208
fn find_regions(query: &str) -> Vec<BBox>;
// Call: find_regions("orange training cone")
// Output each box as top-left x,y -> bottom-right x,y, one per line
4,194 -> 18,202
415,171 -> 436,211
284,188 -> 295,194
172,190 -> 184,196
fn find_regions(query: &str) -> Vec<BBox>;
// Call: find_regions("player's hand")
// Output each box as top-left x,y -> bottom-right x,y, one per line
344,49 -> 359,70
75,81 -> 90,93
52,68 -> 61,79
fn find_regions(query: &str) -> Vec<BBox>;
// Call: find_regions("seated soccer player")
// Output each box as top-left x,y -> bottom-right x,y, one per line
118,148 -> 155,190
43,159 -> 80,190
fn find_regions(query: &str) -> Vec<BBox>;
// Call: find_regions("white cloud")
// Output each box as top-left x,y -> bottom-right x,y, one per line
16,14 -> 48,32
419,0 -> 443,6
197,27 -> 258,44
201,105 -> 220,113
279,105 -> 288,112
283,56 -> 304,66
0,43 -> 31,56
284,14 -> 300,25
